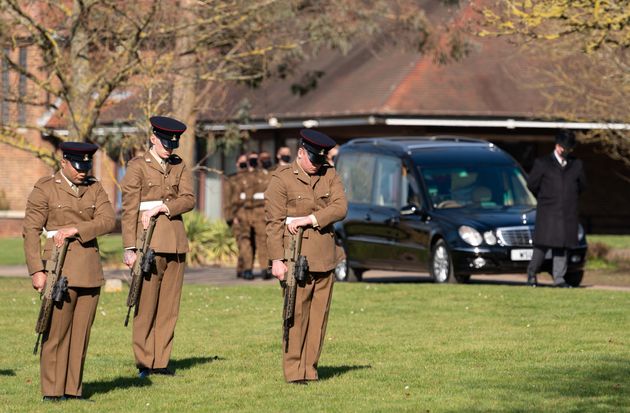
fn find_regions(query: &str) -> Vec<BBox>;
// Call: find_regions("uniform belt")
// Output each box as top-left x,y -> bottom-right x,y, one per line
44,230 -> 82,244
285,216 -> 307,224
139,200 -> 163,211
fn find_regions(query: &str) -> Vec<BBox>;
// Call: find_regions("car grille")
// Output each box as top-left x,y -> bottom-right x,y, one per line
496,226 -> 534,247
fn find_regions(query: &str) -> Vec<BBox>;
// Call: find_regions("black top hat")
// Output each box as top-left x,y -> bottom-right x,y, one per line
60,142 -> 99,171
150,116 -> 187,149
555,129 -> 576,150
299,129 -> 336,164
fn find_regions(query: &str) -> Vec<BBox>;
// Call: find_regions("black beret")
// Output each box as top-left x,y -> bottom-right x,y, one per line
150,116 -> 187,149
299,129 -> 336,161
60,142 -> 99,171
555,129 -> 576,149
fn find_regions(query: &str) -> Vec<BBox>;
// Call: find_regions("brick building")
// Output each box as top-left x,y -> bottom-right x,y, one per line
0,44 -> 119,236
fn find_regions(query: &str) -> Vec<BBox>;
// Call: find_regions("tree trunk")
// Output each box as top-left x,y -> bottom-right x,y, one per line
171,0 -> 197,168
67,0 -> 91,142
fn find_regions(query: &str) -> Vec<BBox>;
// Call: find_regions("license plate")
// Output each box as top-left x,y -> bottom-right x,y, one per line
511,249 -> 533,261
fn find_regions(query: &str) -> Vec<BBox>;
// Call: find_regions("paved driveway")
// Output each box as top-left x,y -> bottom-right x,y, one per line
2,265 -> 628,291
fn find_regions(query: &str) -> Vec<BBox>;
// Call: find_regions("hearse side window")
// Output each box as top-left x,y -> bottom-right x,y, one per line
373,156 -> 402,208
421,165 -> 536,209
336,152 -> 376,204
507,169 -> 537,206
402,166 -> 423,209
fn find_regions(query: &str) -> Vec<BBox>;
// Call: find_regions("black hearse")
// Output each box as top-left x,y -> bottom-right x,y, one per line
333,137 -> 587,286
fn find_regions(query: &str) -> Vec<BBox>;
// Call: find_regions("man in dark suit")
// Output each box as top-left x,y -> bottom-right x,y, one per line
526,130 -> 587,287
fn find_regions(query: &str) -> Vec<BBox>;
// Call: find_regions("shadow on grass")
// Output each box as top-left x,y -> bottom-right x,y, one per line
82,357 -> 222,397
83,376 -> 153,398
363,273 -> 589,289
170,355 -> 224,373
363,274 -> 434,284
318,364 -> 371,381
453,357 -> 630,412
0,369 -> 15,376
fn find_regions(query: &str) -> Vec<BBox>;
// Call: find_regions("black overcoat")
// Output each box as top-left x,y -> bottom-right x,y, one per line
527,153 -> 586,248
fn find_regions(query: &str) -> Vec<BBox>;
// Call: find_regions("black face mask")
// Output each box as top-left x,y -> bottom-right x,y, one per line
279,155 -> 291,163
261,159 -> 272,169
248,158 -> 258,168
238,162 -> 247,169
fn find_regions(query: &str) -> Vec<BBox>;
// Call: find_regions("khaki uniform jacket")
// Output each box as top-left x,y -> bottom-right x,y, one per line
23,172 -> 116,288
231,170 -> 249,221
222,173 -> 236,223
121,153 -> 195,253
223,170 -> 246,222
248,169 -> 272,209
264,161 -> 347,272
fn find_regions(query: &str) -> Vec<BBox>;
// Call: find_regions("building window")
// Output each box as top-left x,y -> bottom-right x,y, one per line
1,48 -> 9,125
18,47 -> 27,125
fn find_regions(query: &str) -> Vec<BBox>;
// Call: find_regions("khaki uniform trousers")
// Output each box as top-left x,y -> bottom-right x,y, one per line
133,254 -> 185,369
231,221 -> 245,274
283,271 -> 334,382
235,212 -> 254,272
40,287 -> 100,397
244,207 -> 269,270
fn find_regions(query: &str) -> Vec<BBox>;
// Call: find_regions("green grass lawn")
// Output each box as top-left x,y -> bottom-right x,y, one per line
0,237 -> 26,265
0,235 -> 123,266
0,279 -> 628,412
588,235 -> 630,249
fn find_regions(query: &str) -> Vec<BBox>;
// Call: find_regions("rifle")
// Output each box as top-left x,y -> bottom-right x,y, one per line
282,227 -> 308,353
33,238 -> 71,355
124,216 -> 157,327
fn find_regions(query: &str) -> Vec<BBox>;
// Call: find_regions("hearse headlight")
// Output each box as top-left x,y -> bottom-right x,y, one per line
483,231 -> 497,245
578,224 -> 585,241
459,226 -> 482,246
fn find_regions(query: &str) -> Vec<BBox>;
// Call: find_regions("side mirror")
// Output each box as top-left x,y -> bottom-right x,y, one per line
400,204 -> 419,216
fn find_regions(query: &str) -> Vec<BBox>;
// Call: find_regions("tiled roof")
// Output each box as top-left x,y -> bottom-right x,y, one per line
45,3 -> 593,130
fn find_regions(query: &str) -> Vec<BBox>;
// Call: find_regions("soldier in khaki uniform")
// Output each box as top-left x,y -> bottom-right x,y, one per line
276,146 -> 292,167
244,151 -> 272,280
121,116 -> 195,378
265,129 -> 347,384
24,142 -> 116,401
223,154 -> 248,277
231,154 -> 255,279
237,152 -> 260,280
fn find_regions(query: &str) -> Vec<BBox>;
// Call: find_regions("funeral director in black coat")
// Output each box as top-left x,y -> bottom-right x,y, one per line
526,129 -> 587,287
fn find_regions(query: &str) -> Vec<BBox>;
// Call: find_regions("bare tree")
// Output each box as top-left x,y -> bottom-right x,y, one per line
0,1 -> 161,140
475,0 -> 630,167
0,0 -> 464,167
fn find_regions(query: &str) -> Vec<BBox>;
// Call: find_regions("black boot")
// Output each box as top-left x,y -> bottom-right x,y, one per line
527,273 -> 537,287
42,396 -> 66,402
